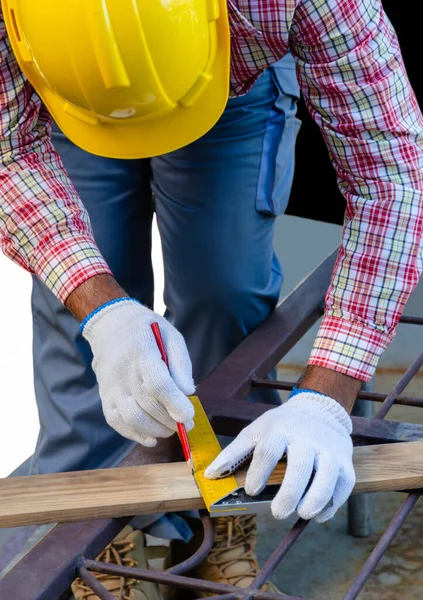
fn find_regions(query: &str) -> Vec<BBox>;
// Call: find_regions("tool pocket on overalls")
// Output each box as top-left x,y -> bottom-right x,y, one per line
256,55 -> 301,216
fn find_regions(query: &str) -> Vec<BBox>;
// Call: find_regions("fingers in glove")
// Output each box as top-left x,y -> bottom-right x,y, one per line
103,403 -> 158,447
314,463 -> 356,523
133,395 -> 181,433
204,429 -> 255,479
141,358 -> 195,425
184,418 -> 195,432
161,327 -> 196,396
245,435 -> 287,496
120,396 -> 175,446
122,429 -> 158,448
297,453 -> 339,520
271,445 -> 314,520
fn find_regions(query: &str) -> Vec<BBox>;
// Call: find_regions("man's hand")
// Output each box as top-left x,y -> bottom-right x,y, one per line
66,275 -> 195,447
205,390 -> 355,522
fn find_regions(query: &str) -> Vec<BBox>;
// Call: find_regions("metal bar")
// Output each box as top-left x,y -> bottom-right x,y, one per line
78,566 -> 116,600
343,492 -> 421,600
201,594 -> 238,600
198,250 -> 337,407
252,378 -> 423,408
246,519 -> 309,595
252,378 -> 297,391
192,592 -> 308,600
203,594 -> 238,600
350,416 -> 423,444
354,391 -> 423,408
251,593 -> 310,600
166,512 -> 214,575
207,398 -> 423,444
348,380 -> 375,538
347,493 -> 374,538
375,351 -> 423,419
399,315 -> 423,325
82,558 -> 301,600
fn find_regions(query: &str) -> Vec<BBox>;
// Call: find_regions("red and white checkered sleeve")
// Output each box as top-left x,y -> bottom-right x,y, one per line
290,0 -> 423,381
0,14 -> 111,303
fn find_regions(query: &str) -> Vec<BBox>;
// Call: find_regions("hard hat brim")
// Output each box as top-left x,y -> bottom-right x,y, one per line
3,0 -> 230,159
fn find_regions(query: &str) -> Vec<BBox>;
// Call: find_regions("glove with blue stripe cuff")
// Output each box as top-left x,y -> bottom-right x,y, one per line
82,298 -> 195,447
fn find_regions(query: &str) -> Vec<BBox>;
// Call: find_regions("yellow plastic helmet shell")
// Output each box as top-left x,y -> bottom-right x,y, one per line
1,0 -> 230,159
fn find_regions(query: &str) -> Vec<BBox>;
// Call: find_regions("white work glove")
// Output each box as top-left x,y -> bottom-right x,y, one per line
205,391 -> 354,522
82,298 -> 195,447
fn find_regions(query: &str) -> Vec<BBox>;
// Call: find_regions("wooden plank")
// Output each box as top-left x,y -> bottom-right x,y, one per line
1,441 -> 423,528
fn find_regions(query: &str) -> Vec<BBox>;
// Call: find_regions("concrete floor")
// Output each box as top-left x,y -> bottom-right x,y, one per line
1,369 -> 423,599
257,492 -> 423,599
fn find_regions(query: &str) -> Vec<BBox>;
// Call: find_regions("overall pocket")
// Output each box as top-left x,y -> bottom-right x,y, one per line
256,55 -> 301,216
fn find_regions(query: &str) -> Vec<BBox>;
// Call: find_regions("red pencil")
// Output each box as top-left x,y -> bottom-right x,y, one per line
150,322 -> 193,470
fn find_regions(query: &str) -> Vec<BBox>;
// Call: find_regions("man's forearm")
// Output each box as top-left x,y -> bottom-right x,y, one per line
65,274 -> 129,322
300,365 -> 362,414
67,278 -> 363,413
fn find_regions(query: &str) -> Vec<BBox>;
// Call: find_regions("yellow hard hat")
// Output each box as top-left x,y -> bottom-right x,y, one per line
2,0 -> 230,159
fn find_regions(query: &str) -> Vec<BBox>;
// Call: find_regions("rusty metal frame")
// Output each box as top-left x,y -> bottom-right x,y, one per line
2,249 -> 423,600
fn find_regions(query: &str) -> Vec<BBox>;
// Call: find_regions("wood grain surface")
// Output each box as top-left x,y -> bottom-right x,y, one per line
1,441 -> 422,528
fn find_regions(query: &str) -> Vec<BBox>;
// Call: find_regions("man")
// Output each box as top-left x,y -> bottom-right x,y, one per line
1,2 -> 299,595
1,0 -> 422,597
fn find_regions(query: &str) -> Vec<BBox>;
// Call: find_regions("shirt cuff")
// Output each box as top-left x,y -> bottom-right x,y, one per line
32,235 -> 112,304
308,315 -> 394,382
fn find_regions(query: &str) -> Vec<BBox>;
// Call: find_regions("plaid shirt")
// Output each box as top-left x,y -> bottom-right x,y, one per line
1,2 -> 423,382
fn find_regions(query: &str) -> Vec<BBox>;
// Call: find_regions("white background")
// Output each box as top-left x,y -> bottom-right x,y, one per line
0,218 -> 165,477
